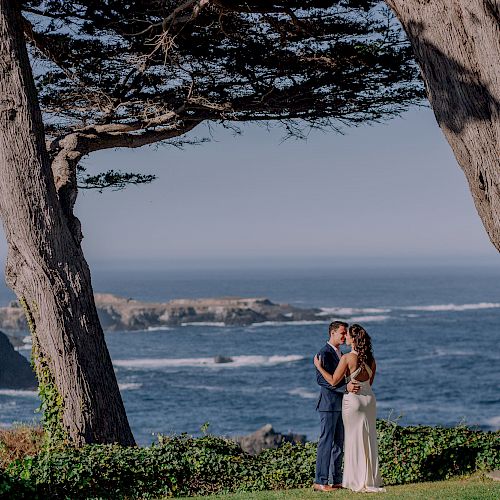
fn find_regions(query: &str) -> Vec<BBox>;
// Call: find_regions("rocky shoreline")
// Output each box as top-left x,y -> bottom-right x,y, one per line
0,294 -> 327,332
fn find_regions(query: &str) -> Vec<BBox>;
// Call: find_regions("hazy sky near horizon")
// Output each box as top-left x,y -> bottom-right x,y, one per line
1,106 -> 498,268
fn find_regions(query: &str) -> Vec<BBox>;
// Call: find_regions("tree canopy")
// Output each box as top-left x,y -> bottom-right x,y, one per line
24,0 -> 423,191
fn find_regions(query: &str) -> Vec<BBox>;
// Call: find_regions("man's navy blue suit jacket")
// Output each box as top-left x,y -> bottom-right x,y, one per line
315,343 -> 347,412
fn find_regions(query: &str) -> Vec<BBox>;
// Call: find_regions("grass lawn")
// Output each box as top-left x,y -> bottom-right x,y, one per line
182,475 -> 499,500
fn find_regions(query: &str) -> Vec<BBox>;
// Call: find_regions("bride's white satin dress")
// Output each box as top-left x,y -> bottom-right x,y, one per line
342,358 -> 385,492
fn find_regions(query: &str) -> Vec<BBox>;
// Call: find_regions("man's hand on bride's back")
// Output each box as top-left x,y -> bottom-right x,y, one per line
347,381 -> 360,394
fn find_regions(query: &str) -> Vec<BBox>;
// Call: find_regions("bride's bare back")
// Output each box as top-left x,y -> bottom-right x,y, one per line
345,352 -> 376,383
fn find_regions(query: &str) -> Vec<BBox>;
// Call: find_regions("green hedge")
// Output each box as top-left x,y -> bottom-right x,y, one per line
377,420 -> 499,484
1,422 -> 498,499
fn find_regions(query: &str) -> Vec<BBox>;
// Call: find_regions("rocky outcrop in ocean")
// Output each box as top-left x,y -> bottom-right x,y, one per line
233,424 -> 307,455
0,295 -> 324,331
0,331 -> 37,389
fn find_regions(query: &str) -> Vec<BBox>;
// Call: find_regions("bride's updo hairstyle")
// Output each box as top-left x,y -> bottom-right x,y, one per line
349,324 -> 374,370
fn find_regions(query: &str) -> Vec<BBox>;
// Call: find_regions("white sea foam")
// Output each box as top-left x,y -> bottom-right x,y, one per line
14,336 -> 32,350
318,307 -> 391,316
184,384 -> 226,393
181,322 -> 226,327
0,389 -> 38,398
401,302 -> 500,312
434,348 -> 471,357
146,326 -> 171,332
113,354 -> 304,370
118,383 -> 143,391
287,388 -> 317,400
346,315 -> 390,323
14,345 -> 31,351
250,320 -> 328,327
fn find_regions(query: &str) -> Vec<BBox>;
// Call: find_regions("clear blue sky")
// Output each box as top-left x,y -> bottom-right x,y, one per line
1,106 -> 498,269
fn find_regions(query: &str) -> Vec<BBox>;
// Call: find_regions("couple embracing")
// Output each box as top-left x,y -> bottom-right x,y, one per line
313,321 -> 385,493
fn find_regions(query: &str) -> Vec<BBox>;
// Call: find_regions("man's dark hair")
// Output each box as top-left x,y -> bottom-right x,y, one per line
329,321 -> 348,336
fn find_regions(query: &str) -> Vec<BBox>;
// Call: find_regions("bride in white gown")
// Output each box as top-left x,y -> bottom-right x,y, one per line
314,324 -> 385,492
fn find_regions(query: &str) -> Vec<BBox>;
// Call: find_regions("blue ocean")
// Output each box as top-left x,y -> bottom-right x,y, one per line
1,264 -> 499,446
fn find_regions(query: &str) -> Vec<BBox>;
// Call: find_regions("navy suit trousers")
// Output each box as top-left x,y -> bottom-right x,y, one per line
315,411 -> 344,485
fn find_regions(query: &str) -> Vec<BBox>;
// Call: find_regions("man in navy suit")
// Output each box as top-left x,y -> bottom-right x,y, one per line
313,321 -> 359,492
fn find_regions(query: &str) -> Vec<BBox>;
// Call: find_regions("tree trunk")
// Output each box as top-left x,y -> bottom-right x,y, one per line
0,1 -> 135,445
386,0 -> 500,251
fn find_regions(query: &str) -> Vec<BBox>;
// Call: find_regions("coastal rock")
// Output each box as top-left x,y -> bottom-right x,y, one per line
234,424 -> 307,455
94,295 -> 323,330
0,294 -> 325,332
214,355 -> 233,364
0,331 -> 37,389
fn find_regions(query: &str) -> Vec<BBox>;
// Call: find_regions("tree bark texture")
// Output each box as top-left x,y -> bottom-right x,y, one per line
0,1 -> 135,445
386,0 -> 500,251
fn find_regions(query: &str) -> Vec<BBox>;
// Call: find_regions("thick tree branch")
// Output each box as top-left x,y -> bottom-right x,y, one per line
48,118 -> 202,222
83,119 -> 203,152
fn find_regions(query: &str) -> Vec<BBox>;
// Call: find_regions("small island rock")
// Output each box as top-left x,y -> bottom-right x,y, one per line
214,355 -> 233,364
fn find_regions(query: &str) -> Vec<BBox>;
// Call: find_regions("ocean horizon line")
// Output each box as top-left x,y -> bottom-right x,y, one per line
82,256 -> 499,272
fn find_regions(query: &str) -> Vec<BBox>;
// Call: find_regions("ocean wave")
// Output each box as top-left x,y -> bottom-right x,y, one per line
0,389 -> 38,398
401,302 -> 500,312
318,302 -> 500,317
113,354 -> 305,370
13,336 -> 32,350
346,315 -> 390,323
318,307 -> 391,316
181,384 -> 226,393
146,326 -> 172,332
287,388 -> 317,400
250,320 -> 328,327
118,383 -> 143,391
433,348 -> 470,357
181,322 -> 226,327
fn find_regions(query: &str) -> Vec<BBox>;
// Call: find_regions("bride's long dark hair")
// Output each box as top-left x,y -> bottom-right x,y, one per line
349,324 -> 374,370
